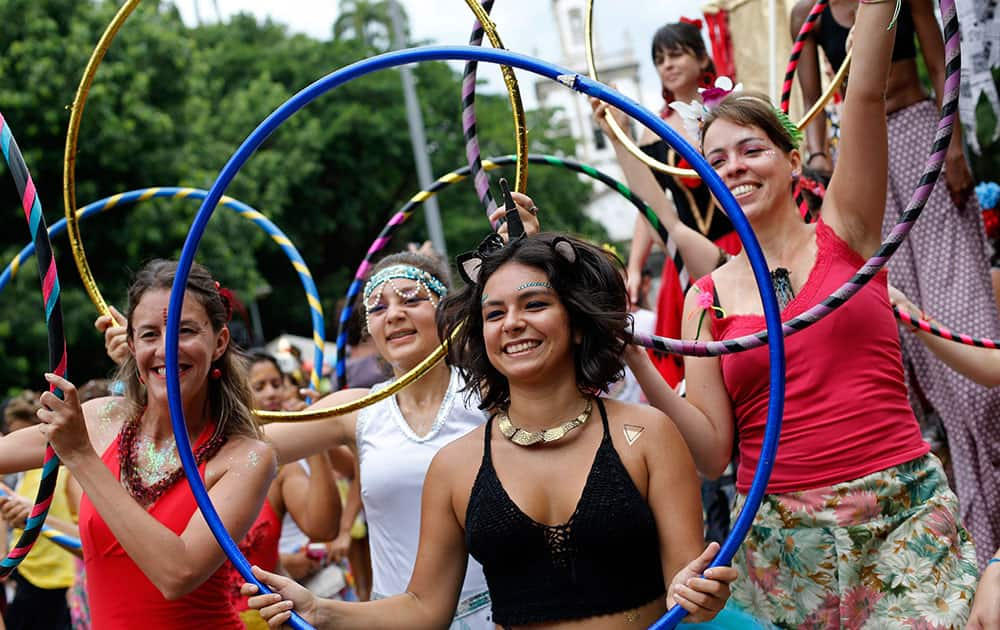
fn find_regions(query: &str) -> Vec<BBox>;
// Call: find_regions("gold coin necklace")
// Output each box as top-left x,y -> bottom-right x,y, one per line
498,397 -> 594,446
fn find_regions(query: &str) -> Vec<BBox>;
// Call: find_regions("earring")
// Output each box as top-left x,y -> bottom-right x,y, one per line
210,367 -> 222,380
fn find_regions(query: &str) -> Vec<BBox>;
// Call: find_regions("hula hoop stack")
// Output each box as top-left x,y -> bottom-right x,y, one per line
0,113 -> 67,578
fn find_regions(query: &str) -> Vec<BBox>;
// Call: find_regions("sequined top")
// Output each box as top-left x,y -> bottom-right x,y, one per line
465,398 -> 665,625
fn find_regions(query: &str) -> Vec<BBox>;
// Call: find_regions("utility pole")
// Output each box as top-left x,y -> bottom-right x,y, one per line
387,0 -> 448,257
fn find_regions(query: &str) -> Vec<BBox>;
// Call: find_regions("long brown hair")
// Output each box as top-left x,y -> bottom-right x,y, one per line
113,260 -> 261,440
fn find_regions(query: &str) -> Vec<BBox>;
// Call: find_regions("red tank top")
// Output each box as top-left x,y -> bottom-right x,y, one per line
695,219 -> 928,493
78,425 -> 243,629
230,497 -> 282,611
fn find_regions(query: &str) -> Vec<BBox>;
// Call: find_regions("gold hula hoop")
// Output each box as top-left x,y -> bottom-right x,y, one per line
463,0 -> 529,194
256,324 -> 456,422
63,0 -> 141,318
261,1 -> 528,421
59,2 -> 511,420
584,0 -> 850,179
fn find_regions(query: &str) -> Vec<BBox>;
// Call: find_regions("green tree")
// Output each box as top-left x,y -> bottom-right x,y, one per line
0,0 -> 599,396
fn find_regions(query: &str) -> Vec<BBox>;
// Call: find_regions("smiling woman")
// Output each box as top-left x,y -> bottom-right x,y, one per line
0,259 -> 275,629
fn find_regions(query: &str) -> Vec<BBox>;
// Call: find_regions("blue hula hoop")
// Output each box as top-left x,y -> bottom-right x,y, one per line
0,187 -> 326,396
166,45 -> 786,630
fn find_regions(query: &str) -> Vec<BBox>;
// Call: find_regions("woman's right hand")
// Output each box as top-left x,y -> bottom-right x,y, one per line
94,306 -> 128,366
243,565 -> 319,628
590,97 -> 631,140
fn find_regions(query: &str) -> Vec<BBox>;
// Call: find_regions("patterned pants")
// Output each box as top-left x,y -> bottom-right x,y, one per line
883,99 -> 1000,571
730,455 -> 978,629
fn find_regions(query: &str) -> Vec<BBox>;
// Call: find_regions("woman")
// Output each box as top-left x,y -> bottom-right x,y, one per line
244,232 -> 738,628
623,2 -> 978,625
246,196 -> 537,628
614,20 -> 741,389
0,260 -> 275,628
793,0 -> 1000,570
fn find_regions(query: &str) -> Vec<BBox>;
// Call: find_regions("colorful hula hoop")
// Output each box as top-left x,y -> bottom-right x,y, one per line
584,0 -> 848,179
0,113 -> 68,577
0,487 -> 82,551
63,0 -> 141,320
460,0 -> 501,218
165,45 -> 786,630
895,307 -> 999,348
462,0 -> 529,197
0,187 -> 326,395
631,0 -> 961,357
333,152 -> 689,388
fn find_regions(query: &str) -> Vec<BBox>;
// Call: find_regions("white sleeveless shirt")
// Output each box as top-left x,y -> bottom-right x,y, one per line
356,367 -> 489,603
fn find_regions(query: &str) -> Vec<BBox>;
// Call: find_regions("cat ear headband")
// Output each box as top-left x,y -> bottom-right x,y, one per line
455,179 -> 577,285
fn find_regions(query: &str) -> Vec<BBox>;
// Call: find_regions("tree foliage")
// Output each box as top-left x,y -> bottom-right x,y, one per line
0,0 -> 601,395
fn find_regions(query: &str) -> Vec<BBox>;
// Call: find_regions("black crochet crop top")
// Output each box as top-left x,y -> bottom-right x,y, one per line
464,398 -> 666,626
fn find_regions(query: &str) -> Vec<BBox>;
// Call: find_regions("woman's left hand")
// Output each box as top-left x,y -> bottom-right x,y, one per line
35,374 -> 95,465
944,146 -> 974,209
666,541 -> 739,623
490,191 -> 540,240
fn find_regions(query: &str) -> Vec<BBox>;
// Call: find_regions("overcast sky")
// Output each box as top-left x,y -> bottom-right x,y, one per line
175,0 -> 706,108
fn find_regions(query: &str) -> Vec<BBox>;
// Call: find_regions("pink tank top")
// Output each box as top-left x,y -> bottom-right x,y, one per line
78,426 -> 243,629
695,219 -> 929,493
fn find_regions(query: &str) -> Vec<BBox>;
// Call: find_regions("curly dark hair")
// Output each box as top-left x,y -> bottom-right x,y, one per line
437,233 -> 631,411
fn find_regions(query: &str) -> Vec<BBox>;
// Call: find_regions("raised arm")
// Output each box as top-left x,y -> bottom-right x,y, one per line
279,451 -> 343,542
822,0 -> 900,256
0,422 -> 48,475
263,388 -> 369,464
791,0 -> 834,173
592,99 -> 725,280
40,375 -> 277,600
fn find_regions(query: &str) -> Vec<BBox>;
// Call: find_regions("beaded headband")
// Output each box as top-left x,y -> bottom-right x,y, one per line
363,264 -> 448,309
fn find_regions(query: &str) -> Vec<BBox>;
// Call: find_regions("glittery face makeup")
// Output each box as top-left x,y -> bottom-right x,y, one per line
363,265 -> 447,337
516,280 -> 553,292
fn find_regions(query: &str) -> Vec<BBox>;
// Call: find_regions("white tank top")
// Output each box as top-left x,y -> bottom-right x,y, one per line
357,367 -> 488,600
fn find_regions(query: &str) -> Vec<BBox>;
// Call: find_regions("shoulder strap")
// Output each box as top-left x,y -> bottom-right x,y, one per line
595,397 -> 610,438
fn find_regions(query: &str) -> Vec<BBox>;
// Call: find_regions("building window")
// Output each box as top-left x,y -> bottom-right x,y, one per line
568,8 -> 584,44
593,124 -> 606,150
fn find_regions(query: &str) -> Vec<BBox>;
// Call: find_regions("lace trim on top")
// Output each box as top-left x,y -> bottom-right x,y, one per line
357,367 -> 461,443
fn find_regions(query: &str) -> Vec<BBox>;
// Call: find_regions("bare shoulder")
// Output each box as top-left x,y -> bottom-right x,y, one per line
430,424 -> 486,513
82,396 -> 131,454
602,398 -> 689,454
790,0 -> 816,30
208,435 -> 277,487
434,424 -> 487,471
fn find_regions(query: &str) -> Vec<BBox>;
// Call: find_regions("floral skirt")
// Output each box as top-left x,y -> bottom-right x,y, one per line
731,454 -> 978,629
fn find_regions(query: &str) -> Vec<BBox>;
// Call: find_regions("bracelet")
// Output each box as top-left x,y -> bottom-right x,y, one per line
989,558 -> 1000,566
806,151 -> 828,164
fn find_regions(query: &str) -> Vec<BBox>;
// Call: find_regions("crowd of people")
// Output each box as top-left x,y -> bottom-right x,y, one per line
1,0 -> 998,628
